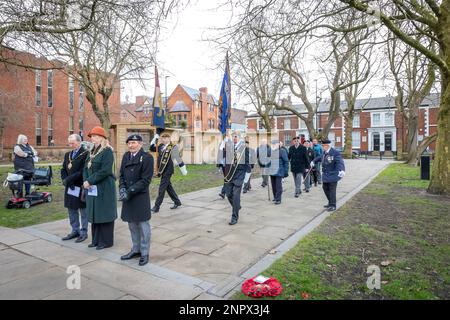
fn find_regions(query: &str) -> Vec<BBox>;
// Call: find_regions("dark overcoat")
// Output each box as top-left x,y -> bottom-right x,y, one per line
83,146 -> 117,224
119,148 -> 154,222
61,146 -> 88,209
288,144 -> 309,173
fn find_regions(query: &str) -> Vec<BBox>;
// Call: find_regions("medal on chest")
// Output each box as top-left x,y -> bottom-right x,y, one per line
68,162 -> 73,170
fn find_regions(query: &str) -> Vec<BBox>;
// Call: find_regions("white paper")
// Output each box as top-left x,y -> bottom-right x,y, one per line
87,185 -> 98,197
67,186 -> 81,198
254,275 -> 270,284
33,156 -> 39,163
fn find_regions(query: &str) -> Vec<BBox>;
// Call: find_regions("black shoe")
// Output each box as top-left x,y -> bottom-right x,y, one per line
139,255 -> 149,266
323,204 -> 330,208
228,220 -> 238,225
272,199 -> 276,202
219,193 -> 225,199
295,194 -> 299,198
96,245 -> 112,250
75,235 -> 87,243
275,200 -> 281,205
88,243 -> 97,248
121,251 -> 141,260
261,184 -> 266,188
170,203 -> 181,210
306,189 -> 310,193
151,207 -> 159,213
327,206 -> 336,212
243,189 -> 247,194
314,183 -> 318,187
62,232 -> 79,241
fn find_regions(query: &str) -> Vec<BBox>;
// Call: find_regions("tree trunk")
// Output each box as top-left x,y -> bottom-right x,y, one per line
428,1 -> 450,195
343,114 -> 354,159
428,78 -> 450,195
405,113 -> 418,165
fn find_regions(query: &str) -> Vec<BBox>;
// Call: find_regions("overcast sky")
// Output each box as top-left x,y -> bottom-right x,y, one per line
121,0 -> 234,107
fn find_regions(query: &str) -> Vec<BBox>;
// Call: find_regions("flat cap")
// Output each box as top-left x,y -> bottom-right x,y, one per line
321,139 -> 331,144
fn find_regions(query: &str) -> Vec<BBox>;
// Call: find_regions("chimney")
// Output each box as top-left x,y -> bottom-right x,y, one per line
199,87 -> 208,100
135,95 -> 148,106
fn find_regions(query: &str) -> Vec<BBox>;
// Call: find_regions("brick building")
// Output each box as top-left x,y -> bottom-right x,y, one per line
246,93 -> 440,154
120,84 -> 247,132
0,47 -> 120,157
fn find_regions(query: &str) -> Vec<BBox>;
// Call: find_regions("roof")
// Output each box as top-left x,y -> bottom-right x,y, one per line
246,93 -> 440,117
170,100 -> 190,112
180,85 -> 219,105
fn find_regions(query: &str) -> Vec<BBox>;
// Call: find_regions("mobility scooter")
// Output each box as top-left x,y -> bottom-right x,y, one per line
5,166 -> 53,209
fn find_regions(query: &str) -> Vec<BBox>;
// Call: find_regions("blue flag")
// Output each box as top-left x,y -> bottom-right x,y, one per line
152,66 -> 165,129
218,53 -> 231,135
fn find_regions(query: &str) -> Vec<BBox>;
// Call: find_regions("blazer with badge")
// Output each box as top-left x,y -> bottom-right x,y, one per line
151,143 -> 175,176
313,147 -> 345,183
119,148 -> 154,222
61,146 -> 88,209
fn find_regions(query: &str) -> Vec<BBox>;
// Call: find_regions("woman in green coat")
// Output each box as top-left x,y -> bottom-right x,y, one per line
83,126 -> 117,250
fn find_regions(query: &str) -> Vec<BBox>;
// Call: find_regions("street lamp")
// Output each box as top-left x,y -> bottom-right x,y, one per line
314,79 -> 318,134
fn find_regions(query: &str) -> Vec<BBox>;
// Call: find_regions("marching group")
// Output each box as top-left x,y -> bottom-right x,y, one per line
217,132 -> 346,226
12,127 -> 345,266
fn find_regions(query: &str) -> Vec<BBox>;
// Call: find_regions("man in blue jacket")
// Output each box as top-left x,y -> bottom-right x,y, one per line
311,139 -> 345,212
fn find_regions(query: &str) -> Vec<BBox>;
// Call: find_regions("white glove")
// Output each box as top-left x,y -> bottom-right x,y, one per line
244,172 -> 251,184
338,171 -> 345,178
179,165 -> 187,176
310,161 -> 314,168
150,134 -> 159,145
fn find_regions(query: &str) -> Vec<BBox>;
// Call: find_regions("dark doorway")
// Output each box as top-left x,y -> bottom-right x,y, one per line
373,133 -> 380,151
385,132 -> 392,151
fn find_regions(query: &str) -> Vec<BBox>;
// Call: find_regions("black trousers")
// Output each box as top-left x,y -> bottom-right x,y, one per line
322,182 -> 338,207
270,176 -> 283,202
155,173 -> 181,208
224,180 -> 243,222
91,221 -> 114,247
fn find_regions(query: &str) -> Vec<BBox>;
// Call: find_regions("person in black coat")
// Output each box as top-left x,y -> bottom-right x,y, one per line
61,134 -> 89,242
288,136 -> 310,197
303,141 -> 315,192
221,132 -> 251,225
243,139 -> 256,193
119,134 -> 154,266
150,131 -> 187,213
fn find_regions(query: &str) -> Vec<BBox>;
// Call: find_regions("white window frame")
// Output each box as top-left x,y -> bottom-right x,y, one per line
352,131 -> 361,149
352,114 -> 360,128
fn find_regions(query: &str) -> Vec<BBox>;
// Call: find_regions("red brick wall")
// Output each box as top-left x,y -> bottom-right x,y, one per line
0,49 -> 120,150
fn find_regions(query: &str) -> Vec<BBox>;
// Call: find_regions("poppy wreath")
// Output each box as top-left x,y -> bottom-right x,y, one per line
241,277 -> 283,298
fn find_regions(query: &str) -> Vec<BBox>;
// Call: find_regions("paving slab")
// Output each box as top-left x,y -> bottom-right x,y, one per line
179,236 -> 227,255
43,279 -> 126,300
0,253 -> 53,285
0,227 -> 37,246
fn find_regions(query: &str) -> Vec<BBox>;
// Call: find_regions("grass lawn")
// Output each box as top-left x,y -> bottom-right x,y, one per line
234,163 -> 450,300
0,163 -> 227,228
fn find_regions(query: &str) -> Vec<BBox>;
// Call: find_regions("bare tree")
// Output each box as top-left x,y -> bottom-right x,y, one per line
0,0 -> 101,68
387,33 -> 436,165
228,26 -> 283,133
45,0 -> 181,131
226,0 -> 450,195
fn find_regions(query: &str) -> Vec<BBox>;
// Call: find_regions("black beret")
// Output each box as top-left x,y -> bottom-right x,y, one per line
126,134 -> 143,143
322,139 -> 331,144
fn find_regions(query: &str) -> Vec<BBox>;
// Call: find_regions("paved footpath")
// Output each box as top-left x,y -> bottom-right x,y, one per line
0,159 -> 391,300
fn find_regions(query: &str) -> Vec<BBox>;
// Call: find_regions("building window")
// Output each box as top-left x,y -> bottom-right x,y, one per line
352,114 -> 360,128
212,119 -> 215,129
69,116 -> 74,135
47,114 -> 53,145
384,112 -> 394,126
184,114 -> 187,121
299,119 -> 306,129
352,131 -> 361,148
35,113 -> 42,146
284,133 -> 291,146
79,117 -> 84,139
47,70 -> 53,107
372,113 -> 381,126
35,71 -> 41,107
284,119 -> 291,130
79,82 -> 84,111
69,78 -> 74,110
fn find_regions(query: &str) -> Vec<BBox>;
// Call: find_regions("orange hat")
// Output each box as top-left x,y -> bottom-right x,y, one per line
88,126 -> 107,139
